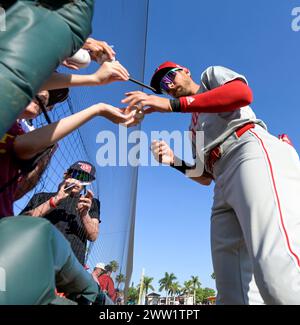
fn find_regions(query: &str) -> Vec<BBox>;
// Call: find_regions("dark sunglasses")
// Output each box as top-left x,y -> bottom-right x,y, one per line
68,169 -> 93,183
159,68 -> 182,94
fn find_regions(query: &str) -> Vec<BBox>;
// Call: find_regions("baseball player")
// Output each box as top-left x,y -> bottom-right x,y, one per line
122,62 -> 300,305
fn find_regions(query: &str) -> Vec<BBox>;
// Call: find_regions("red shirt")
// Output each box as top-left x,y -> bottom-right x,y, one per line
98,274 -> 116,302
0,122 -> 25,217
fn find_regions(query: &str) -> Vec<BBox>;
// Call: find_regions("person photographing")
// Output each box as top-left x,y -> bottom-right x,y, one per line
22,161 -> 101,265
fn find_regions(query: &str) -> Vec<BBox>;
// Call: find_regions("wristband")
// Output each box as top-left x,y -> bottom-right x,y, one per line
49,197 -> 57,209
170,156 -> 195,174
171,158 -> 213,179
170,99 -> 181,112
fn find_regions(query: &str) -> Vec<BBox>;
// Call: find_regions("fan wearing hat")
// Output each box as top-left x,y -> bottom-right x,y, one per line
0,83 -> 133,218
13,88 -> 69,199
20,88 -> 69,130
92,262 -> 106,284
98,264 -> 117,302
0,88 -> 69,217
22,161 -> 101,265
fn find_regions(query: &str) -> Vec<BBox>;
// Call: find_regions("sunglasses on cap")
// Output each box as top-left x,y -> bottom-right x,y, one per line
68,169 -> 94,184
159,68 -> 183,94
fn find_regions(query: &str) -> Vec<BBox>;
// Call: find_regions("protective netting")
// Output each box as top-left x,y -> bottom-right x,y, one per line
13,0 -> 150,297
13,97 -> 100,266
78,0 -> 150,295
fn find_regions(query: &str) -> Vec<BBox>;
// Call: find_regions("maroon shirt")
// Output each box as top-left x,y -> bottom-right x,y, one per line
0,122 -> 25,217
98,274 -> 116,302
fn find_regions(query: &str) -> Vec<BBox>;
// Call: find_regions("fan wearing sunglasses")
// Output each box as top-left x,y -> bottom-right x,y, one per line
22,161 -> 100,266
0,84 -> 133,218
0,88 -> 69,217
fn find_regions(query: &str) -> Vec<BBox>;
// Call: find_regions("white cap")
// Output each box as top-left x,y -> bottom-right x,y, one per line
95,262 -> 106,270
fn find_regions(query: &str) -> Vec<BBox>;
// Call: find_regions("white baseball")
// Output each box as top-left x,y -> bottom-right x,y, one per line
66,49 -> 91,69
132,107 -> 144,120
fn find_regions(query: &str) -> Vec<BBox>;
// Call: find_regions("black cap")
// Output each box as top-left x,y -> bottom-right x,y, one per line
67,161 -> 96,181
47,88 -> 69,107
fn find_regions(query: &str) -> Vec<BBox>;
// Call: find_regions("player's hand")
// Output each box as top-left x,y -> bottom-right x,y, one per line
121,91 -> 173,114
122,104 -> 145,127
77,190 -> 93,217
96,103 -> 134,124
92,61 -> 130,85
151,140 -> 175,165
83,38 -> 116,62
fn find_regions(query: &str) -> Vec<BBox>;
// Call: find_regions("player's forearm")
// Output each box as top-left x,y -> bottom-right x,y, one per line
41,72 -> 100,90
170,80 -> 253,113
14,105 -> 99,160
81,214 -> 99,241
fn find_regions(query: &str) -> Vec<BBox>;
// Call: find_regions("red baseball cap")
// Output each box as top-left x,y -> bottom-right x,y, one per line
150,61 -> 188,94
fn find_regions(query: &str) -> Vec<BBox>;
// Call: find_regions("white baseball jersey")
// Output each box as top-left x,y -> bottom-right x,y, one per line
189,66 -> 267,158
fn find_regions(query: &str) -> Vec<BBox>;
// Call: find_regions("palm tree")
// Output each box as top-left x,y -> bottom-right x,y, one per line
182,280 -> 193,296
115,273 -> 125,289
127,284 -> 139,305
137,276 -> 154,304
109,260 -> 119,273
158,272 -> 177,305
169,281 -> 181,305
190,276 -> 201,304
143,276 -> 155,304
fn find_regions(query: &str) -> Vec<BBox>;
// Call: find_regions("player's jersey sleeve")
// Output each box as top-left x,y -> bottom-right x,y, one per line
188,66 -> 264,158
201,66 -> 248,91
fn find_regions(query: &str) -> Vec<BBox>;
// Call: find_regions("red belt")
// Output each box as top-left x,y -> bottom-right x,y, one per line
206,123 -> 255,172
